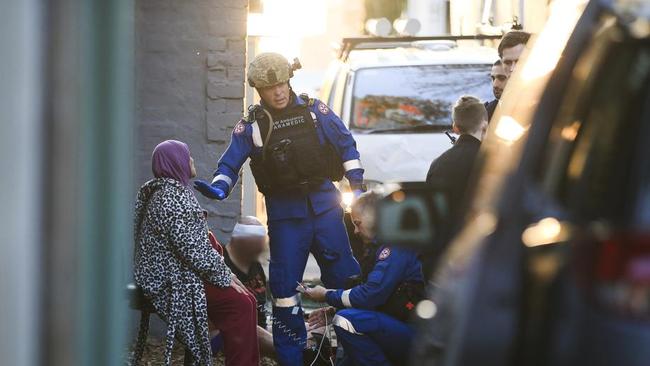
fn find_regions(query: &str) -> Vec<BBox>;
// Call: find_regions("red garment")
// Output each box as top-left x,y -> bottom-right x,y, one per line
205,231 -> 260,366
208,231 -> 225,255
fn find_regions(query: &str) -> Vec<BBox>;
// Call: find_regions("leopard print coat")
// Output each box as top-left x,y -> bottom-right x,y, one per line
133,178 -> 232,365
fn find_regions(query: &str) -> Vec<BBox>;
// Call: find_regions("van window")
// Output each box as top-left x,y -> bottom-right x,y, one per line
327,68 -> 341,107
330,66 -> 349,116
320,63 -> 340,106
350,64 -> 492,133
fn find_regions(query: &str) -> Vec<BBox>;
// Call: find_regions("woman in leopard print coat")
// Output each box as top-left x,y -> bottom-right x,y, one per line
133,140 -> 234,365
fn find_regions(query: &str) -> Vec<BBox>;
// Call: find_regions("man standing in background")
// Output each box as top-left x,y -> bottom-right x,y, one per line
426,96 -> 488,235
485,60 -> 507,121
498,30 -> 532,78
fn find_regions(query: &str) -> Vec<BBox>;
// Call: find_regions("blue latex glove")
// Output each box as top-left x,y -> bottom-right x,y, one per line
352,189 -> 363,198
193,179 -> 226,200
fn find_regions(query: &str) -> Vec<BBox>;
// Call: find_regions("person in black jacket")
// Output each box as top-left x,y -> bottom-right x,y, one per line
426,96 -> 488,234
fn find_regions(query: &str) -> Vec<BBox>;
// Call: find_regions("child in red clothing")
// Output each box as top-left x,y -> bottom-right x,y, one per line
205,229 -> 260,366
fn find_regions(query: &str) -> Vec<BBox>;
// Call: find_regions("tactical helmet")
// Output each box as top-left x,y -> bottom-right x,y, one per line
247,52 -> 302,88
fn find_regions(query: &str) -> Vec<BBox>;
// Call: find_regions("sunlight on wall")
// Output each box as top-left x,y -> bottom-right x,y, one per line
248,0 -> 327,60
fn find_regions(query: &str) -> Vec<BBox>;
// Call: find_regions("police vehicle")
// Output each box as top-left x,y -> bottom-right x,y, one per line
320,35 -> 500,192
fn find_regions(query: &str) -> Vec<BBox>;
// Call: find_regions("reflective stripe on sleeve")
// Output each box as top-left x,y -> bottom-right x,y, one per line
343,159 -> 363,172
211,174 -> 233,189
341,289 -> 352,308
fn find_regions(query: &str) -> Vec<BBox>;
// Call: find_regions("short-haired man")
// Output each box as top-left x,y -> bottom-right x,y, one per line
498,30 -> 531,78
426,96 -> 488,234
485,60 -> 507,121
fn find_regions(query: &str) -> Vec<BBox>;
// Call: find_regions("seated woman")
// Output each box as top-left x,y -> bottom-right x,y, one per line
133,140 -> 259,366
302,193 -> 425,366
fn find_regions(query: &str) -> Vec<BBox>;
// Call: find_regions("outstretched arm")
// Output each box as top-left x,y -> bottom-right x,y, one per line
195,120 -> 253,199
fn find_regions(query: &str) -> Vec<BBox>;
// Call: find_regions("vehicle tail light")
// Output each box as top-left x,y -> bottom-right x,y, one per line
585,232 -> 650,319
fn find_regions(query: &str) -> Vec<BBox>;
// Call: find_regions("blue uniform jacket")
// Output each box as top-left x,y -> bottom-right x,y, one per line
326,244 -> 423,309
212,93 -> 364,221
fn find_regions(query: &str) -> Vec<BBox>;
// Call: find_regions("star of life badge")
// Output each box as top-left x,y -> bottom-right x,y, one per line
318,102 -> 330,115
378,248 -> 391,260
233,122 -> 246,135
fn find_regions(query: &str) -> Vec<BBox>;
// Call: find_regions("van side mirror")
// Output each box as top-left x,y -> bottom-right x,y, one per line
376,182 -> 450,252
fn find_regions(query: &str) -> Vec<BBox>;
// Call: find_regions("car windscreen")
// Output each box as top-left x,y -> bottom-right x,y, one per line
350,64 -> 493,133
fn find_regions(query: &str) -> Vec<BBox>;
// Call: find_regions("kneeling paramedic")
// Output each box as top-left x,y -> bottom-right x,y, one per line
194,52 -> 364,366
302,193 -> 425,366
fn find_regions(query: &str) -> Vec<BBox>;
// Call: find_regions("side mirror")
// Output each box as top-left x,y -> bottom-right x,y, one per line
376,182 -> 450,252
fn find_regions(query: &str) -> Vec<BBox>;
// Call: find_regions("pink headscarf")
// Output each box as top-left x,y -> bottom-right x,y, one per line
151,140 -> 192,186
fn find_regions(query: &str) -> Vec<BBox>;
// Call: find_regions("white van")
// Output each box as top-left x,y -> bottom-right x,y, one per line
321,37 -> 499,189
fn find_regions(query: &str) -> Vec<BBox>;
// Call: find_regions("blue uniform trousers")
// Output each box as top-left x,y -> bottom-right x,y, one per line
333,309 -> 414,366
269,206 -> 360,366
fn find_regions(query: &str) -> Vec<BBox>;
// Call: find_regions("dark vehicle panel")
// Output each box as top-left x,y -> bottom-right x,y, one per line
407,1 -> 650,365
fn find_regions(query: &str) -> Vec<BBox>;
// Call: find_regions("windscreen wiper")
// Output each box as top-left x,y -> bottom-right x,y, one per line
359,124 -> 451,134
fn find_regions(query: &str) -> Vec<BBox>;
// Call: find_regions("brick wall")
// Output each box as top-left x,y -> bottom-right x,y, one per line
136,0 -> 248,242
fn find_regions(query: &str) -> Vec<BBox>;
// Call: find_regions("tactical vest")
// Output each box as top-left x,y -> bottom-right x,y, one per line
249,96 -> 344,195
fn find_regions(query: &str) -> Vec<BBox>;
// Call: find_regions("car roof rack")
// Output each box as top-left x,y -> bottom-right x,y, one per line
338,35 -> 503,61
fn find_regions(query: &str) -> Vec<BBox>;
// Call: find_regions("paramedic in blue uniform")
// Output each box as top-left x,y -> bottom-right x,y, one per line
303,193 -> 425,366
194,52 -> 364,366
